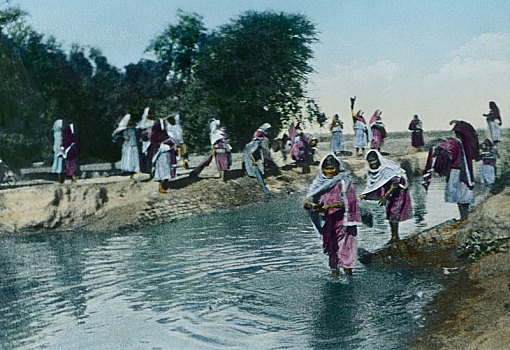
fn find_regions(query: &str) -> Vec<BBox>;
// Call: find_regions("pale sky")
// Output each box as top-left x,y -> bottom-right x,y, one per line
8,0 -> 510,132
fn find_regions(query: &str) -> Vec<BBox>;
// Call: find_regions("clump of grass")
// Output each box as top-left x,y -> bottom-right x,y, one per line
459,231 -> 507,262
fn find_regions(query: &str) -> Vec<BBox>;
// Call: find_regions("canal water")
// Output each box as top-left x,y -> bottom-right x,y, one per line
0,180 -> 478,349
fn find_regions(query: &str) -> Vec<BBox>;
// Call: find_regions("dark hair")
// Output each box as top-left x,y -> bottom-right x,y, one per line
322,155 -> 340,173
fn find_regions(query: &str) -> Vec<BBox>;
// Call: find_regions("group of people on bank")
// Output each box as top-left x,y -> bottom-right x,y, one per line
50,99 -> 503,277
304,100 -> 503,277
327,96 -> 427,158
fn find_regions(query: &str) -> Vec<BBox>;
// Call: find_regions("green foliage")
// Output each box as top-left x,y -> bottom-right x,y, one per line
460,231 -> 506,262
195,11 -> 320,149
146,10 -> 205,79
0,7 -> 321,166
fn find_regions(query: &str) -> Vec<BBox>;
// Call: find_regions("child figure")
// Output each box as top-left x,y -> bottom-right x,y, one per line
303,154 -> 361,276
480,139 -> 496,192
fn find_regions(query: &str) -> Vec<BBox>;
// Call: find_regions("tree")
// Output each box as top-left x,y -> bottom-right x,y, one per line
195,10 -> 320,149
146,10 -> 206,81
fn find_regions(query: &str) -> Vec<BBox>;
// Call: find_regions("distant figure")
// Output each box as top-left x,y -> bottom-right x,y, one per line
136,107 -> 155,175
408,115 -> 425,149
253,122 -> 279,172
190,119 -> 231,181
243,138 -> 272,195
369,110 -> 386,152
479,139 -> 496,192
150,119 -> 176,194
350,97 -> 372,157
290,122 -> 316,173
166,114 -> 189,169
280,133 -> 291,161
243,123 -> 275,195
423,120 -> 479,221
330,114 -> 344,155
51,119 -> 65,183
303,154 -> 361,277
62,122 -> 79,183
113,114 -> 139,182
359,150 -> 412,244
483,101 -> 502,144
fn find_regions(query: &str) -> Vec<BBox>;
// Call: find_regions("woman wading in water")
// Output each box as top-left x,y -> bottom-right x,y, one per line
359,150 -> 412,244
303,154 -> 361,277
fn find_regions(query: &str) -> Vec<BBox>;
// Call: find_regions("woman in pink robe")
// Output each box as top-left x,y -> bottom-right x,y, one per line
360,150 -> 412,244
408,115 -> 425,148
63,122 -> 79,182
369,110 -> 386,151
303,154 -> 361,276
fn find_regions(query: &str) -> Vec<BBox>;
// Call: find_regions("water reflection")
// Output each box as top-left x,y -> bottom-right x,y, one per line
0,181 -> 457,349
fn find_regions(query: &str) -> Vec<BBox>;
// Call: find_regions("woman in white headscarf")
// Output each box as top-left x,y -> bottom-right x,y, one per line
136,107 -> 155,175
303,154 -> 361,276
359,150 -> 412,244
113,114 -> 139,182
190,118 -> 231,181
330,114 -> 344,155
51,119 -> 65,183
166,114 -> 189,169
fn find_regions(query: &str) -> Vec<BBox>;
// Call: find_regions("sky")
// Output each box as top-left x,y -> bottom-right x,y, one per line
6,0 -> 510,133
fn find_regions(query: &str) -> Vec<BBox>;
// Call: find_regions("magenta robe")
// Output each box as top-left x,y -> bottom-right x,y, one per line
214,139 -> 230,171
63,125 -> 79,177
319,181 -> 361,269
408,120 -> 424,148
291,134 -> 311,163
364,176 -> 412,223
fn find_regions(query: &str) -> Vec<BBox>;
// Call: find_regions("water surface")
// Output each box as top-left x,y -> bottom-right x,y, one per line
0,181 -> 466,349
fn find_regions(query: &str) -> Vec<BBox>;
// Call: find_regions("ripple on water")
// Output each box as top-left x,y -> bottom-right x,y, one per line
0,185 -> 456,349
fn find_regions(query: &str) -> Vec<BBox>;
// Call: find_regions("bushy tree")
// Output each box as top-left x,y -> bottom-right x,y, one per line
195,11 -> 320,148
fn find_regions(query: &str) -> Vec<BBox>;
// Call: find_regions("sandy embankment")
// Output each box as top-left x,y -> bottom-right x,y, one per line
0,144 -> 429,235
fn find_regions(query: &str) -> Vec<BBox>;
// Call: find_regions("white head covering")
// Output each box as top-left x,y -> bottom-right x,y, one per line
137,107 -> 155,130
210,119 -> 226,145
53,119 -> 64,152
113,114 -> 131,135
210,119 -> 221,134
259,123 -> 271,133
166,114 -> 183,144
361,150 -> 406,195
305,154 -> 353,235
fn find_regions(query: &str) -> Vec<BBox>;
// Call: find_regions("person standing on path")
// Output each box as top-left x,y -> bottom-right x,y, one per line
150,118 -> 177,194
350,97 -> 372,157
479,138 -> 497,192
330,114 -> 344,156
113,114 -> 139,182
483,101 -> 502,156
51,119 -> 66,184
408,114 -> 425,149
190,118 -> 232,181
166,114 -> 189,169
62,122 -> 79,183
369,110 -> 386,152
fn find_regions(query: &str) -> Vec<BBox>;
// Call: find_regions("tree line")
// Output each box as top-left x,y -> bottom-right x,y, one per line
0,7 -> 325,168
